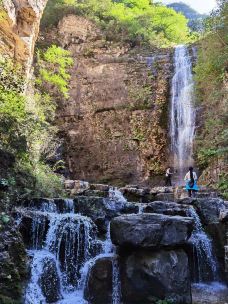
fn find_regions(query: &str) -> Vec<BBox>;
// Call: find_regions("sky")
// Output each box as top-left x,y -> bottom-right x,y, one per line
160,0 -> 217,14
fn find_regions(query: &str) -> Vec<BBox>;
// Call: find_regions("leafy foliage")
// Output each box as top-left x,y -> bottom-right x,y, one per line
41,0 -> 191,46
36,45 -> 73,98
195,0 -> 228,195
0,56 -> 65,202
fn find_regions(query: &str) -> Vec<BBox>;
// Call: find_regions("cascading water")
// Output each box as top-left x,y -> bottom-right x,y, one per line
187,207 -> 219,282
25,201 -> 97,304
170,45 -> 196,181
22,196 -> 122,304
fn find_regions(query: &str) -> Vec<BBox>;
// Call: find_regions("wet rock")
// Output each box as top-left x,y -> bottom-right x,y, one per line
0,222 -> 27,303
85,257 -> 113,304
74,195 -> 135,234
144,201 -> 188,216
119,187 -> 150,202
121,249 -> 191,304
220,210 -> 228,222
40,256 -> 62,303
193,198 -> 225,225
120,202 -> 139,214
15,209 -> 49,248
110,214 -> 193,248
20,198 -> 56,211
192,282 -> 228,304
74,196 -> 111,233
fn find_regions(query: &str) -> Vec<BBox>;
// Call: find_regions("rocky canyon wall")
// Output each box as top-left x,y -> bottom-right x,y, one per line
0,0 -> 48,74
40,15 -> 173,186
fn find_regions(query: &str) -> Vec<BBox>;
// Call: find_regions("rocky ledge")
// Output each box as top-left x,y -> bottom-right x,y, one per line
110,213 -> 193,248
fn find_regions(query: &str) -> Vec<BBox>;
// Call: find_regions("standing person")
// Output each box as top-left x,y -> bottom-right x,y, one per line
184,167 -> 199,197
165,167 -> 173,186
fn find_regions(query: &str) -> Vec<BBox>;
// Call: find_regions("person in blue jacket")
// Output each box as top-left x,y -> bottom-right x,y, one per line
184,167 -> 199,197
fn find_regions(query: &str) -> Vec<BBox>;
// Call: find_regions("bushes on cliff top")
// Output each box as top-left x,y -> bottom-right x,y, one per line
41,0 -> 191,46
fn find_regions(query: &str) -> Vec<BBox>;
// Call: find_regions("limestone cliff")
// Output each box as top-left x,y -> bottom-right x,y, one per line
0,0 -> 47,74
40,15 -> 173,186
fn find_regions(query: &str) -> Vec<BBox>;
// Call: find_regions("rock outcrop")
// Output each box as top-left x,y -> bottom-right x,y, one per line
110,213 -> 193,248
0,0 -> 48,74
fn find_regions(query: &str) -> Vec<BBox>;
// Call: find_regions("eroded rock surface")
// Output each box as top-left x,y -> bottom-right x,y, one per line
40,14 -> 173,185
121,249 -> 192,304
1,0 -> 48,73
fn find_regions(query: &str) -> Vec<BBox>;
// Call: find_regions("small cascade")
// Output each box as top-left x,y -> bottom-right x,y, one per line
40,200 -> 57,213
63,199 -> 75,213
109,187 -> 127,203
24,199 -> 98,304
136,203 -> 144,214
170,45 -> 196,182
22,195 -> 122,304
45,214 -> 96,291
187,207 -> 219,282
31,213 -> 47,249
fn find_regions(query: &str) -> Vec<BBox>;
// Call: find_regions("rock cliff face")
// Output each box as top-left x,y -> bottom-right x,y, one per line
40,15 -> 173,186
0,0 -> 48,73
0,220 -> 27,303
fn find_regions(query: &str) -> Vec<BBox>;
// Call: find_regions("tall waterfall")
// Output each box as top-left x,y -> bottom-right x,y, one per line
170,45 -> 196,181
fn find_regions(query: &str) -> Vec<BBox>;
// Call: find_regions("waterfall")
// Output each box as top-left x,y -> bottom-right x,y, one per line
23,197 -> 122,304
187,207 -> 219,282
24,199 -> 97,304
170,45 -> 196,181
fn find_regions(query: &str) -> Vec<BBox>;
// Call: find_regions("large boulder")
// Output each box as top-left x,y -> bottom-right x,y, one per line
110,214 -> 193,248
178,198 -> 225,225
85,257 -> 113,304
121,249 -> 192,304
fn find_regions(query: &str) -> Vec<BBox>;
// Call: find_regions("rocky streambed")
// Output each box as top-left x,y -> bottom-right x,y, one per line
1,182 -> 228,303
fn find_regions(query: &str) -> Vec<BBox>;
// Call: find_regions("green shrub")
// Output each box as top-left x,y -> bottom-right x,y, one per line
36,45 -> 73,98
0,56 -> 66,203
194,1 -> 228,191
